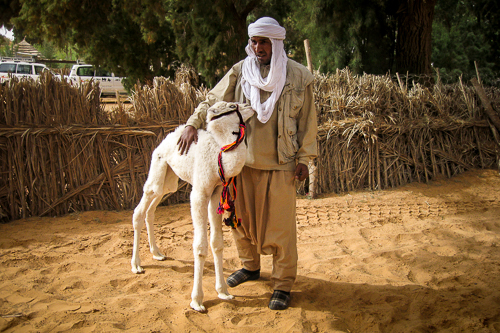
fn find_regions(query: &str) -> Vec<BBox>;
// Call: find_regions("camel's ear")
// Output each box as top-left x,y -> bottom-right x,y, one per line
238,103 -> 255,122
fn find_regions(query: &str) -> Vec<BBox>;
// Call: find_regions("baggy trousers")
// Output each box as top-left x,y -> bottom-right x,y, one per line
233,166 -> 297,292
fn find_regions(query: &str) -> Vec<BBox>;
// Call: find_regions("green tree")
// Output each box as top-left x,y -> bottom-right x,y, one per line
289,0 -> 436,76
0,0 -> 21,30
469,0 -> 500,73
12,0 -> 496,89
432,0 -> 498,84
0,39 -> 16,57
171,0 -> 259,86
13,0 -> 177,88
33,40 -> 79,69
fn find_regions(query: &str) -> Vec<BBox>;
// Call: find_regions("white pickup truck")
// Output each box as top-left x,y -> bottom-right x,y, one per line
68,64 -> 127,95
0,58 -> 51,83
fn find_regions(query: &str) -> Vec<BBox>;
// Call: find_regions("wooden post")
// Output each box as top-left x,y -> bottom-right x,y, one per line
304,39 -> 313,73
471,78 -> 500,133
304,39 -> 317,198
472,66 -> 500,171
115,90 -> 122,111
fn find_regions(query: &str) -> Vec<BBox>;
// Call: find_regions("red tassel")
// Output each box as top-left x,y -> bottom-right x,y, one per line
216,109 -> 246,229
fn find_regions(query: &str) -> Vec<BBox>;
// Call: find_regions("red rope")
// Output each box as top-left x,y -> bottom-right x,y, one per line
217,122 -> 246,228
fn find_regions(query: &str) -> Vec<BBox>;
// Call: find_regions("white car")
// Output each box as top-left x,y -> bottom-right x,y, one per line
68,64 -> 127,95
0,59 -> 50,83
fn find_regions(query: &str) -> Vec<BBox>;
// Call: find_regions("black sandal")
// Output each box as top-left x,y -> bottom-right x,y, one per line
268,290 -> 291,310
226,268 -> 260,287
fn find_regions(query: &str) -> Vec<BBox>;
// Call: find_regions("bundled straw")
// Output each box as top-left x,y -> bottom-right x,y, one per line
130,65 -> 207,123
0,69 -> 205,222
313,69 -> 499,195
0,67 -> 498,222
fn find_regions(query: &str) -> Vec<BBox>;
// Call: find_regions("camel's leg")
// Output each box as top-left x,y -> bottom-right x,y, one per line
131,190 -> 160,273
131,157 -> 172,274
208,187 -> 234,300
145,166 -> 178,261
189,188 -> 210,312
144,195 -> 167,261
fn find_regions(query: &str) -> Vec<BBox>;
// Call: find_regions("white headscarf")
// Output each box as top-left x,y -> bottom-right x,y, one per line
241,17 -> 288,123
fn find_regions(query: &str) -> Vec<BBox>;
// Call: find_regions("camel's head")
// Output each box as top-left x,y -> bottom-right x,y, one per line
206,102 -> 255,125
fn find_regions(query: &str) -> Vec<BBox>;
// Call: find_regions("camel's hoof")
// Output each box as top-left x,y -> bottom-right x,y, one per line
152,253 -> 167,261
131,265 -> 144,274
190,300 -> 206,312
218,293 -> 234,300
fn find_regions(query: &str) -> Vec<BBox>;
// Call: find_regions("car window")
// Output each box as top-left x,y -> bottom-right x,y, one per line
17,64 -> 32,75
95,68 -> 112,77
34,65 -> 46,75
76,67 -> 94,76
0,63 -> 16,73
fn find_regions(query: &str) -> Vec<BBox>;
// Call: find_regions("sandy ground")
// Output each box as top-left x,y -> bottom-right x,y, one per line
1,168 -> 500,332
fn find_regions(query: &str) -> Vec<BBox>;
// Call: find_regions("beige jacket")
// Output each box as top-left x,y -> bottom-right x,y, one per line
186,58 -> 317,171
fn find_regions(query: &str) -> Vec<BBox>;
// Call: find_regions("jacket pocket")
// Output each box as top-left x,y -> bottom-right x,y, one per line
289,88 -> 304,118
278,84 -> 304,161
283,117 -> 299,158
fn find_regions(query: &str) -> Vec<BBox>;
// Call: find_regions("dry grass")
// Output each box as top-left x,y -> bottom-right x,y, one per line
0,68 -> 498,222
312,69 -> 499,195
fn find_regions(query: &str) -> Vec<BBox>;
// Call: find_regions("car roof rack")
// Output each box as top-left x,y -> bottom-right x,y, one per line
0,56 -> 35,63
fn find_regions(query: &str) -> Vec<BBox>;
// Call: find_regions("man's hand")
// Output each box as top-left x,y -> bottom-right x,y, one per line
294,163 -> 309,182
177,125 -> 198,155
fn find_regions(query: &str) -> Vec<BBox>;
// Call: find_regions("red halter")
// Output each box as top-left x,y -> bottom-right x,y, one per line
212,105 -> 246,228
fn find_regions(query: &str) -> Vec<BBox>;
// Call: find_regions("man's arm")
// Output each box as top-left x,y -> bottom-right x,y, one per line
177,62 -> 241,154
294,81 -> 318,179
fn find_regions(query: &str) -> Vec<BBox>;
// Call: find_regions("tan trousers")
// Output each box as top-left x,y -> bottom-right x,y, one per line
233,166 -> 297,292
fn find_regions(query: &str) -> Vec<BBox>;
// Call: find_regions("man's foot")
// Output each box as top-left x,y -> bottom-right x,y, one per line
226,268 -> 260,287
268,290 -> 291,310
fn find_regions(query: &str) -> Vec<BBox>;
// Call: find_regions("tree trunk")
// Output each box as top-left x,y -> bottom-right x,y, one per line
395,0 -> 437,75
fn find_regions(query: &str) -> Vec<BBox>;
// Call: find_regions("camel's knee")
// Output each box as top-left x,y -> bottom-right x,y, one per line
133,190 -> 161,227
143,182 -> 165,199
192,240 -> 208,258
210,236 -> 224,255
193,247 -> 208,258
132,210 -> 146,230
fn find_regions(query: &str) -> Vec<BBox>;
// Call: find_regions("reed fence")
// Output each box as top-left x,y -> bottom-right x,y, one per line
312,69 -> 500,194
0,68 -> 499,222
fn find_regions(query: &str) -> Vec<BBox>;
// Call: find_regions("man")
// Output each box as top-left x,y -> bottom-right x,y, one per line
177,17 -> 317,310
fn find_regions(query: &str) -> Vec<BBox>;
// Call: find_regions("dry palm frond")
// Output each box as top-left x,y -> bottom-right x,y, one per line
0,67 -> 498,221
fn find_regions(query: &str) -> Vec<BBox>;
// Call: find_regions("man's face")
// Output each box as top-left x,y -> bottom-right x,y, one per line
251,36 -> 272,65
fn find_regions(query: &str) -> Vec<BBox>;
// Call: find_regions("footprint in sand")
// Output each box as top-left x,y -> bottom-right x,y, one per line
5,293 -> 34,304
31,300 -> 81,312
47,301 -> 81,312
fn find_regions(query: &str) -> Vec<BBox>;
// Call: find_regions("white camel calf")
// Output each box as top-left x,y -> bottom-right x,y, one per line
131,101 -> 254,312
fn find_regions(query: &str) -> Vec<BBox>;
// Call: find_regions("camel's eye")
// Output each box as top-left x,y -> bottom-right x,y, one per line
229,104 -> 236,109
